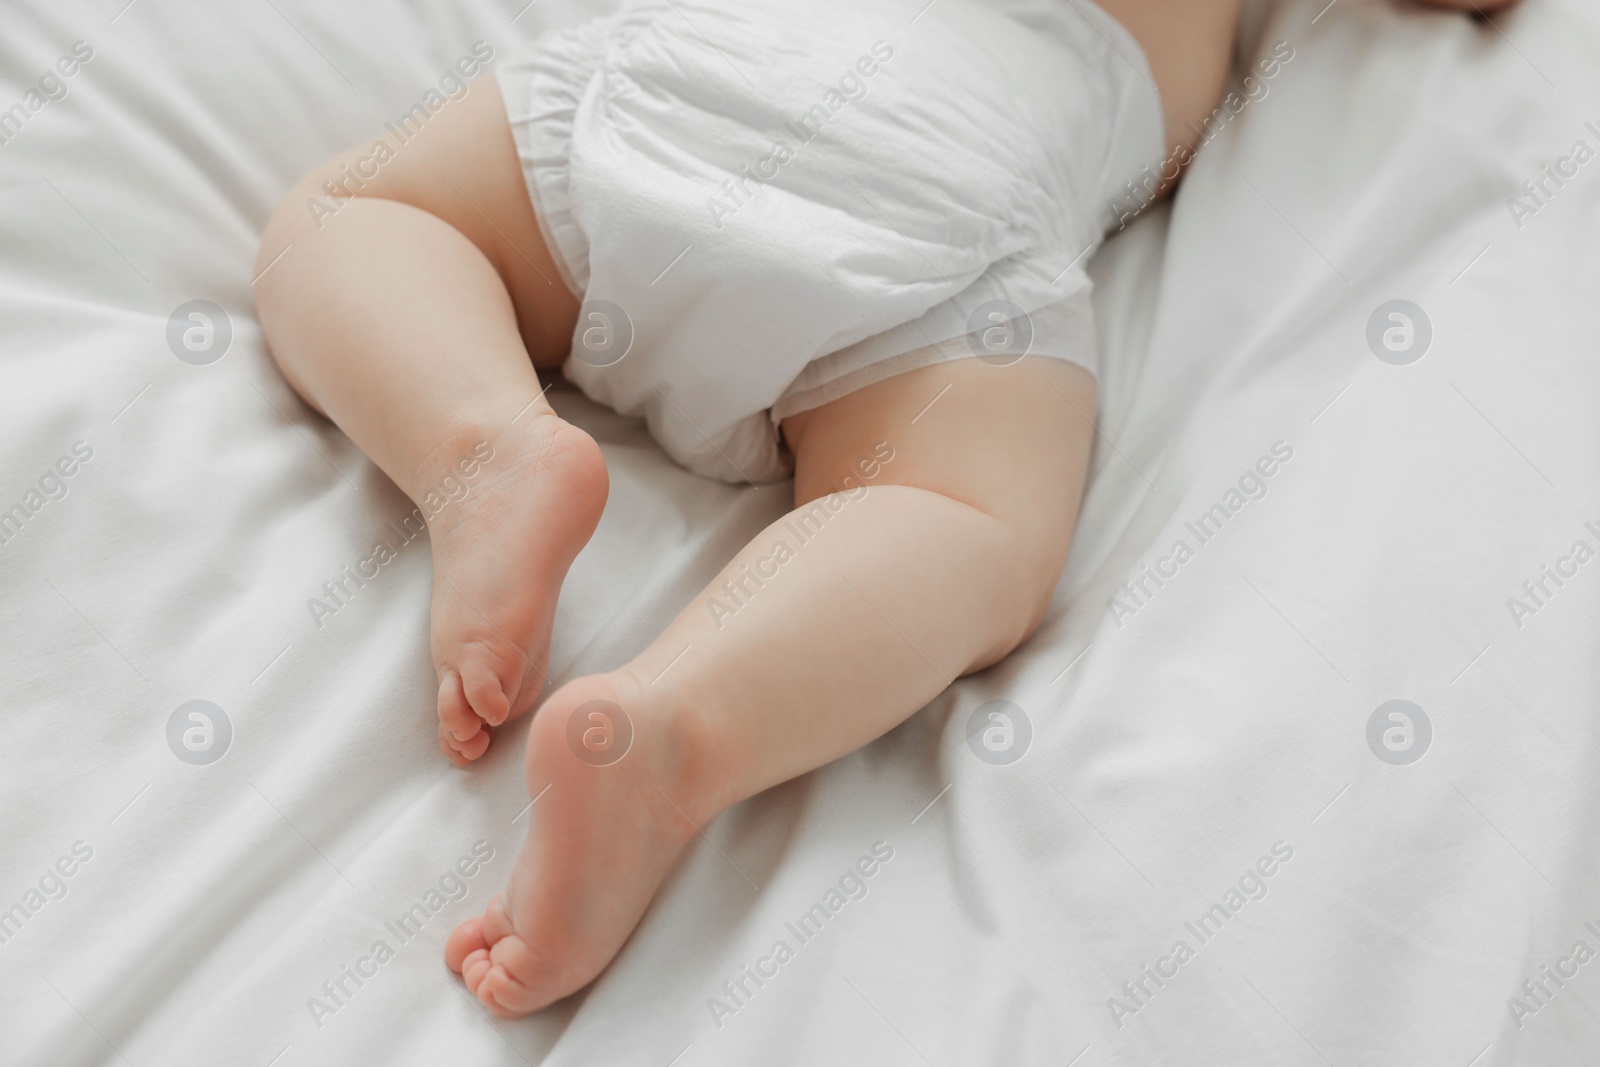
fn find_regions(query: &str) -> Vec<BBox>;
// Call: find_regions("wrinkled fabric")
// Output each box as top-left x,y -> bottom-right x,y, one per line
499,0 -> 1162,481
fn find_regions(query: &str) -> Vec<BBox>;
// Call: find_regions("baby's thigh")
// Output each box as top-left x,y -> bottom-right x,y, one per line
283,78 -> 575,366
782,356 -> 1096,555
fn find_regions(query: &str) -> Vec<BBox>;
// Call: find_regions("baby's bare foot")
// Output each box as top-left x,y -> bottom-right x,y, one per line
427,411 -> 607,765
445,671 -> 718,1013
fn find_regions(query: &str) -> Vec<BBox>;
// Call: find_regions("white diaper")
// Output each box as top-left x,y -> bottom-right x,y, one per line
499,0 -> 1163,482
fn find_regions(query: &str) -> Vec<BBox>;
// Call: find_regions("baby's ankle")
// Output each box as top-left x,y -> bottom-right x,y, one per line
412,408 -> 604,531
605,664 -> 740,827
405,422 -> 506,517
401,385 -> 555,489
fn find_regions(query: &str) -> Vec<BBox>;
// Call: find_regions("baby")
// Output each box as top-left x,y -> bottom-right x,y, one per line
254,0 -> 1514,1018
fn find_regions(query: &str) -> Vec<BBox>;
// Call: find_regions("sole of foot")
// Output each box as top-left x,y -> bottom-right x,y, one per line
428,411 -> 608,766
445,668 -> 720,1015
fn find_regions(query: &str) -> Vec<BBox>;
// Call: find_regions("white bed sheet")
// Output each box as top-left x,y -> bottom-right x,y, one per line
2,0 -> 1597,1064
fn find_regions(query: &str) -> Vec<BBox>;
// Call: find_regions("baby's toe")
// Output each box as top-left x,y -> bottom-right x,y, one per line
480,962 -> 537,1016
437,670 -> 484,742
477,893 -> 515,941
461,950 -> 495,996
438,721 -> 489,766
489,929 -> 542,978
446,916 -> 489,972
468,934 -> 549,1016
460,655 -> 513,727
449,899 -> 544,1013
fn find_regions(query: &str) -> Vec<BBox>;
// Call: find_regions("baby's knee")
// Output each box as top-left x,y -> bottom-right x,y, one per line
981,516 -> 1072,666
254,168 -> 324,282
259,152 -> 364,245
891,488 -> 1070,673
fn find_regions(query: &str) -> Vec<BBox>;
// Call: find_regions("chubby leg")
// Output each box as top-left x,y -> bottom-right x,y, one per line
447,355 -> 1095,1015
253,83 -> 606,764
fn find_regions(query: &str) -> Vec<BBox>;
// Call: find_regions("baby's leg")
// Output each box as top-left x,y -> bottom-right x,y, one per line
447,355 -> 1094,1015
254,85 -> 606,764
1096,0 -> 1243,156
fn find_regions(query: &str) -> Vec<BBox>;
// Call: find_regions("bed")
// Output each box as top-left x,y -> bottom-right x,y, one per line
3,0 -> 1597,1062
